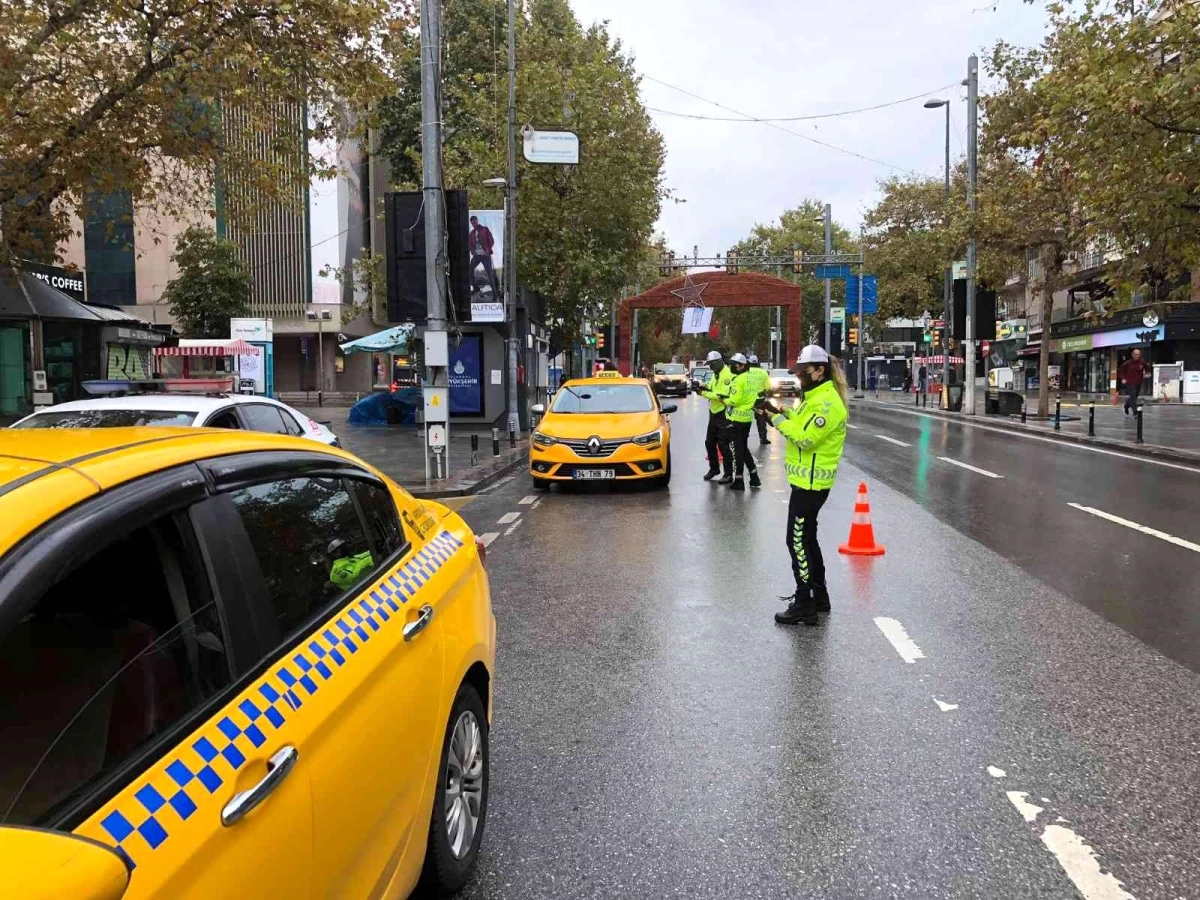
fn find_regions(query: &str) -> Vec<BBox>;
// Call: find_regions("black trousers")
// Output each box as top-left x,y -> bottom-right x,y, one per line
729,420 -> 758,479
1124,382 -> 1141,413
787,487 -> 830,601
705,411 -> 733,475
756,411 -> 769,442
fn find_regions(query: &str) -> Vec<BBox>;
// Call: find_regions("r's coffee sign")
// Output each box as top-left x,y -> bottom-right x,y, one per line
27,263 -> 86,302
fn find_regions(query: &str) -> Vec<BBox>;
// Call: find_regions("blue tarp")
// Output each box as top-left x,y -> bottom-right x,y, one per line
339,325 -> 414,356
348,387 -> 420,425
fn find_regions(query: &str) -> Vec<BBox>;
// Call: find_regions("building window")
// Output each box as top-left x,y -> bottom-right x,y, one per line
84,191 -> 137,306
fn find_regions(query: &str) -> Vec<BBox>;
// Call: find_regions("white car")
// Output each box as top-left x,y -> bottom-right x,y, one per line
768,368 -> 801,397
11,393 -> 341,446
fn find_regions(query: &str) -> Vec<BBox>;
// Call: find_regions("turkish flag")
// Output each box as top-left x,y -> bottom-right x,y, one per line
654,323 -> 663,338
708,322 -> 720,339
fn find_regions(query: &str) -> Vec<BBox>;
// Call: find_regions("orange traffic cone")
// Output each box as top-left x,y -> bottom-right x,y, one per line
838,482 -> 886,556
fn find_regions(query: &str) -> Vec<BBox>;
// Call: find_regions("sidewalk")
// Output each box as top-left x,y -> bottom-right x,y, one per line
858,389 -> 1200,463
297,406 -> 527,498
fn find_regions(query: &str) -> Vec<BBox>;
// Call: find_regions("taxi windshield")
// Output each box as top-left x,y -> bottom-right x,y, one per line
654,364 -> 686,375
551,384 -> 654,414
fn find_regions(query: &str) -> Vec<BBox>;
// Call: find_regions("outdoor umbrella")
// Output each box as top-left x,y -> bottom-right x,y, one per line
339,325 -> 414,355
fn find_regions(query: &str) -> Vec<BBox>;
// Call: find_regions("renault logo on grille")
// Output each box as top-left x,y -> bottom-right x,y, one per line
587,436 -> 602,455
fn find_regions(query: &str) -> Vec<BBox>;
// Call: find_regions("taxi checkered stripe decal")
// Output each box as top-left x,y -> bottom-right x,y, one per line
95,529 -> 466,869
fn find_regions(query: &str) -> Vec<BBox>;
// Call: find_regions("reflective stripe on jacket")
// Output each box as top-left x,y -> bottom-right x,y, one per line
770,379 -> 847,490
699,367 -> 734,415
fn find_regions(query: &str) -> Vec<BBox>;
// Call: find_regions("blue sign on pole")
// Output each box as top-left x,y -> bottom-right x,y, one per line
449,334 -> 484,415
813,264 -> 851,279
845,275 -> 878,315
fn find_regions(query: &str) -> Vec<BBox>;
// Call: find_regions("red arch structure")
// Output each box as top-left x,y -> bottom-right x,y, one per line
617,272 -> 802,374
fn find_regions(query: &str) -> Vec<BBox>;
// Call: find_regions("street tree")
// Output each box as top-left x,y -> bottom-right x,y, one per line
377,0 -> 665,353
162,226 -> 252,337
0,0 -> 409,266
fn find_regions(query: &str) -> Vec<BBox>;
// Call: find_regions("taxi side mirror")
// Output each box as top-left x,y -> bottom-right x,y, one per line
531,403 -> 545,414
2,826 -> 131,900
660,404 -> 678,414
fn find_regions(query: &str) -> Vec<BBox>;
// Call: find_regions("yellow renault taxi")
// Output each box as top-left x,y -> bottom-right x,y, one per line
529,372 -> 676,489
0,428 -> 495,900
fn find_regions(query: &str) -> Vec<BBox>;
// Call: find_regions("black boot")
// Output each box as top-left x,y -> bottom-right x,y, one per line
717,474 -> 733,485
813,585 -> 831,613
703,469 -> 720,481
775,592 -> 819,626
748,471 -> 761,488
730,478 -> 745,491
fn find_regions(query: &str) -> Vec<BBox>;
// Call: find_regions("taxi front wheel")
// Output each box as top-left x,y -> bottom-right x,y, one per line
418,684 -> 490,895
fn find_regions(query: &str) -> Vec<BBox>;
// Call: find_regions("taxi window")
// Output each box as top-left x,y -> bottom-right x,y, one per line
230,477 -> 377,639
0,516 -> 229,825
550,384 -> 653,414
351,481 -> 405,559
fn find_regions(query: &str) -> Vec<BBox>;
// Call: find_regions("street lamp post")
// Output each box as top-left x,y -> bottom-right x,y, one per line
305,308 -> 332,406
925,98 -> 952,406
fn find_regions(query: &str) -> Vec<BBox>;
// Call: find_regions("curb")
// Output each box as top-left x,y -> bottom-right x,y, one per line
404,448 -> 528,499
853,398 -> 1200,467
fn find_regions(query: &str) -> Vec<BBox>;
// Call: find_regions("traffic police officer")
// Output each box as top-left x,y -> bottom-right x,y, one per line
756,345 -> 848,625
746,354 -> 771,445
695,350 -> 734,483
725,352 -> 762,491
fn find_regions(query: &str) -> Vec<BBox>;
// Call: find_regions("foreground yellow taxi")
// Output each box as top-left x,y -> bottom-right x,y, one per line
0,428 -> 495,900
530,374 -> 676,489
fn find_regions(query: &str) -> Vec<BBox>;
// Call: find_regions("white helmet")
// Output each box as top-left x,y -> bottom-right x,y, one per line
748,354 -> 759,364
705,350 -> 723,363
729,352 -> 748,365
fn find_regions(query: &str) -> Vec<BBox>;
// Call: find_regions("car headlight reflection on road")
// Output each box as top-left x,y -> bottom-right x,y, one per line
632,429 -> 663,447
532,430 -> 558,447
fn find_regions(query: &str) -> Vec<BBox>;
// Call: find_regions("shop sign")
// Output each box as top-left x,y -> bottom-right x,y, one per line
1056,334 -> 1093,353
1051,323 -> 1163,353
230,317 -> 273,342
522,129 -> 580,165
470,302 -> 505,323
27,263 -> 86,302
448,334 -> 484,415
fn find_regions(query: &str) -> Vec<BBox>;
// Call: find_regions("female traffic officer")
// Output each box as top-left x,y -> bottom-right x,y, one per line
755,345 -> 849,626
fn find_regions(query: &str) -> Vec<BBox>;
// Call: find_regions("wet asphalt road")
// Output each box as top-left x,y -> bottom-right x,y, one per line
449,395 -> 1200,900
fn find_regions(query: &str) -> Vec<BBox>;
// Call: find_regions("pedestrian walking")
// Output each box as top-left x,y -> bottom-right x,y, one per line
917,363 -> 928,395
694,350 -> 734,484
746,354 -> 771,445
1119,349 -> 1152,416
725,353 -> 762,491
756,345 -> 848,626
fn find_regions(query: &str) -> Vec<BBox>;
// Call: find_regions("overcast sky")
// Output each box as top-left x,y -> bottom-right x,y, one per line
568,0 -> 1049,256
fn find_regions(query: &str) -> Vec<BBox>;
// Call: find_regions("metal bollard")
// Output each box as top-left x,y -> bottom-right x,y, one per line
914,388 -> 919,407
471,434 -> 479,467
922,391 -> 928,409
1088,403 -> 1095,437
491,427 -> 500,458
1136,405 -> 1145,443
1054,396 -> 1061,431
509,427 -> 516,449
1021,399 -> 1027,424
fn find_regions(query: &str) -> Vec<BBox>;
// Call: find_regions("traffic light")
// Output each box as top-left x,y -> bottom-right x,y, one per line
932,329 -> 941,349
792,247 -> 803,274
848,327 -> 859,346
597,331 -> 605,350
659,250 -> 670,277
923,331 -> 932,346
726,249 -> 739,275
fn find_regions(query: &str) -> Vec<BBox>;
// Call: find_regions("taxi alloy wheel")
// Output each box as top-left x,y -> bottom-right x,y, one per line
420,684 -> 489,893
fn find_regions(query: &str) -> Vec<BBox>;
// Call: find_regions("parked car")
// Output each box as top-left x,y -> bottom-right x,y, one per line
0,427 -> 495,899
11,393 -> 340,447
651,363 -> 690,397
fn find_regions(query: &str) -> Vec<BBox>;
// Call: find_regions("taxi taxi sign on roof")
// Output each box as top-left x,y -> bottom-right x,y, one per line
593,370 -> 623,379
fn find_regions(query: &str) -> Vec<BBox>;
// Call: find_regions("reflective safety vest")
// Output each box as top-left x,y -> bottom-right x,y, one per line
699,366 -> 734,415
771,379 -> 848,490
746,365 -> 771,399
726,369 -> 759,423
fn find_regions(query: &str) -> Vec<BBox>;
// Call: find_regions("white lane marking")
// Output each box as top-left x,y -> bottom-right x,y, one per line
987,766 -> 1007,778
846,423 -> 860,429
531,498 -> 543,510
1039,825 -> 1137,900
504,519 -> 522,537
875,434 -> 911,447
478,473 -> 517,494
873,617 -> 926,663
938,456 -> 1004,478
519,495 -> 536,505
933,698 -> 958,712
497,511 -> 521,525
856,403 -> 1200,475
1068,503 -> 1200,554
479,532 -> 499,547
1007,791 -> 1044,823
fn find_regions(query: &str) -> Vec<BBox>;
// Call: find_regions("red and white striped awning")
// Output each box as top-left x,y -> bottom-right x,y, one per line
153,340 -> 260,357
914,355 -> 965,365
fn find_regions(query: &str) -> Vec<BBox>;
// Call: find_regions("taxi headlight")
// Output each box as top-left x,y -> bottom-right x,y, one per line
632,429 -> 663,446
532,430 -> 557,447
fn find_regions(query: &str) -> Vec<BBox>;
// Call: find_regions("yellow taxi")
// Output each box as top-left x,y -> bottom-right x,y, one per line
0,428 -> 495,900
529,373 -> 676,489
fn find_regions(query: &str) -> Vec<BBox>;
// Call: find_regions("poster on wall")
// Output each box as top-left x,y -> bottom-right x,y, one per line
467,210 -> 505,308
449,334 -> 484,415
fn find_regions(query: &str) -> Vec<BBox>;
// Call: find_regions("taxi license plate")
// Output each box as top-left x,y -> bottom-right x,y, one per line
573,469 -> 616,480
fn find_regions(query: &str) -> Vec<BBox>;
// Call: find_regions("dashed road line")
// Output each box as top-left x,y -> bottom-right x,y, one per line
846,423 -> 860,429
519,495 -> 537,505
988,766 -> 1007,778
497,511 -> 521,525
875,434 -> 911,447
933,698 -> 958,712
478,532 -> 500,548
873,617 -> 926,663
504,519 -> 522,537
1068,503 -> 1200,554
478,473 -> 517,494
937,456 -> 1004,478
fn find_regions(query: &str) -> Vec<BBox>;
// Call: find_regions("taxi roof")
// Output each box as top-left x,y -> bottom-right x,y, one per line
564,374 -> 648,387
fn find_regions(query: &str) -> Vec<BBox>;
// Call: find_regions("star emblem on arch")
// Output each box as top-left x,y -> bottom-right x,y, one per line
670,273 -> 708,308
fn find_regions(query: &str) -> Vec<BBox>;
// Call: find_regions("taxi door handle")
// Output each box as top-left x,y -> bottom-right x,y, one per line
221,746 -> 298,827
403,605 -> 434,641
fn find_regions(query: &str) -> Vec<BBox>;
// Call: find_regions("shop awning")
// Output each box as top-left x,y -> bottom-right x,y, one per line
1017,346 -> 1042,357
339,325 -> 414,355
153,339 -> 259,356
0,271 -> 153,325
914,355 -> 965,365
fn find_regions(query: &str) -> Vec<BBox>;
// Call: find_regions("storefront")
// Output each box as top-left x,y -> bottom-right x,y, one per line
1050,318 -> 1168,394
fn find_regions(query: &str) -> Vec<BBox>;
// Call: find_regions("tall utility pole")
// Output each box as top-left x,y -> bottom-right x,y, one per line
504,0 -> 520,440
823,203 -> 832,351
964,54 -> 979,415
420,0 -> 446,334
926,96 -> 952,404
